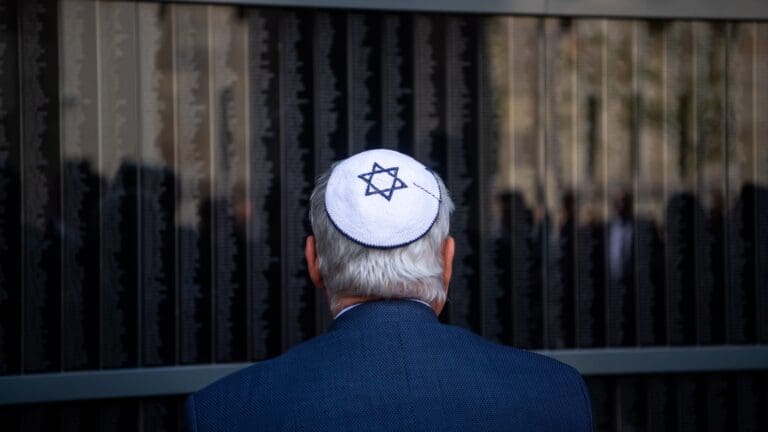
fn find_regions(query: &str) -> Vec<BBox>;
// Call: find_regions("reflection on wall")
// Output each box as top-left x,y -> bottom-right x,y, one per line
0,0 -> 766,430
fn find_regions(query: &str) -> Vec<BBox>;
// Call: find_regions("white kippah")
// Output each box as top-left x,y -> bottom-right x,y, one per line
325,149 -> 442,248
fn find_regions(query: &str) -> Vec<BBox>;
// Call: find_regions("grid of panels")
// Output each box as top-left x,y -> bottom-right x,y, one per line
0,0 -> 766,430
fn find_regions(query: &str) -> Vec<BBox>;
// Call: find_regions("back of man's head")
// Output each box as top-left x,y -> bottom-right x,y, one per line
308,149 -> 454,313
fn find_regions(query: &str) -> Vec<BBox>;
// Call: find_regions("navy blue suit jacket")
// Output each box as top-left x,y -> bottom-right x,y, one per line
187,300 -> 593,431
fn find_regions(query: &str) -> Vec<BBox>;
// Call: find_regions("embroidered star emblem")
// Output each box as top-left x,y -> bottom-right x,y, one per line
357,162 -> 408,201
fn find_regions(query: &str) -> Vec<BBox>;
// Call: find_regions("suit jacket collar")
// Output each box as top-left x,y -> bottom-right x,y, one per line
328,299 -> 439,332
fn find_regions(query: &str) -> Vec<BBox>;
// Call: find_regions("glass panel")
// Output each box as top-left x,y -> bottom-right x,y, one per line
135,1 -> 177,367
0,0 -> 22,375
574,19 -> 608,349
60,0 -> 103,372
19,0 -> 62,374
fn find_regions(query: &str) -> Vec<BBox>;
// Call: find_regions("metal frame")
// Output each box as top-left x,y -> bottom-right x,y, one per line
154,0 -> 768,20
1,346 -> 767,405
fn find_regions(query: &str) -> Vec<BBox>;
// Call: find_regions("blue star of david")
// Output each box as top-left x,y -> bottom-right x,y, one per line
357,162 -> 408,201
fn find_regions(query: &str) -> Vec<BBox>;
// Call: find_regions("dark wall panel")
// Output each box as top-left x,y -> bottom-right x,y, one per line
0,0 -> 22,376
20,0 -> 62,374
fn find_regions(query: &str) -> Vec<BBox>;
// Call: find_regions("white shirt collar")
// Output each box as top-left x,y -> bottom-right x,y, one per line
334,299 -> 433,319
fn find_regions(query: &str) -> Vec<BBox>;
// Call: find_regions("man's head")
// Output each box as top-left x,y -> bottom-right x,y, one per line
612,188 -> 633,221
305,149 -> 455,316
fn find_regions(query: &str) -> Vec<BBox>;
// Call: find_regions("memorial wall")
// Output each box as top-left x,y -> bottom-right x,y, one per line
0,0 -> 766,430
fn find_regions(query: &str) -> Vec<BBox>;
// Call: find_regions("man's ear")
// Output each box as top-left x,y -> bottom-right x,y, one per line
433,236 -> 455,316
305,236 -> 325,289
442,236 -> 455,290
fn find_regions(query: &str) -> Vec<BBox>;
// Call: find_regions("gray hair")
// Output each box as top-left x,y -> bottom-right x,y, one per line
309,161 -> 454,312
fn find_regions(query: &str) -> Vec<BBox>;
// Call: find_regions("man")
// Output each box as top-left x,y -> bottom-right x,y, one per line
186,149 -> 593,431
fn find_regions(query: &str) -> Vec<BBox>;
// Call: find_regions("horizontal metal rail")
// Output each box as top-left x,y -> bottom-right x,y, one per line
154,0 -> 768,21
1,346 -> 766,405
541,345 -> 768,375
